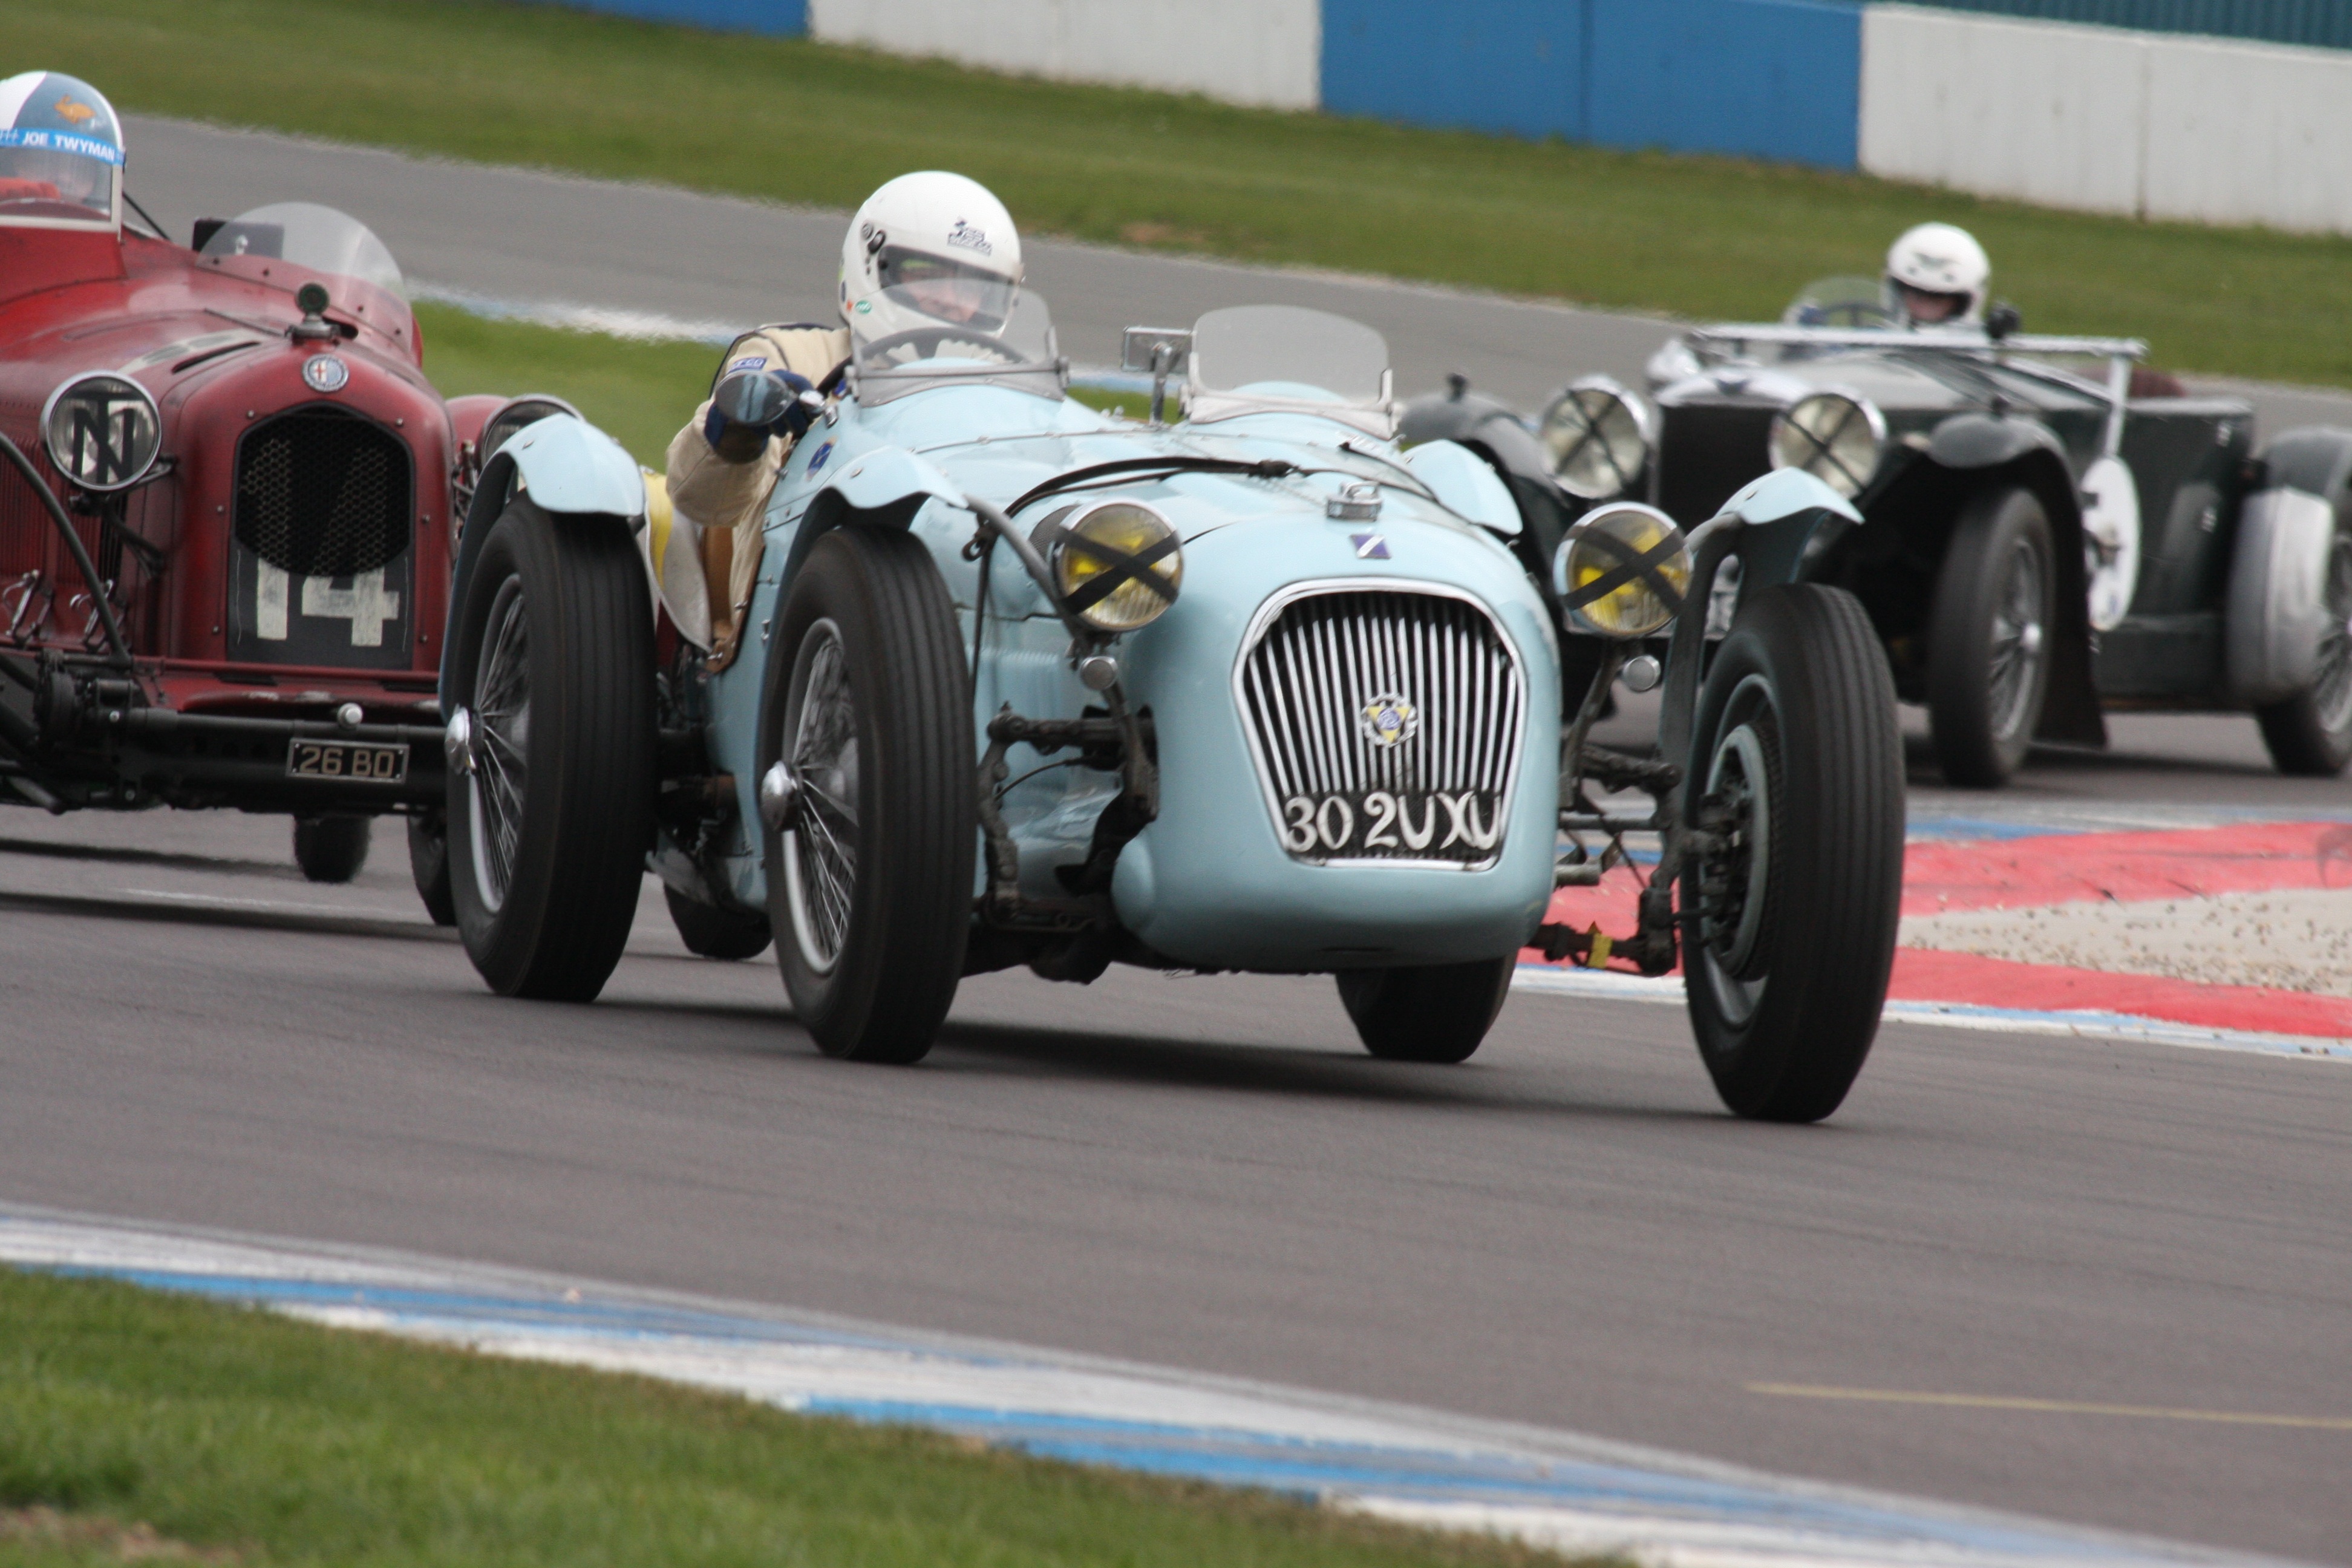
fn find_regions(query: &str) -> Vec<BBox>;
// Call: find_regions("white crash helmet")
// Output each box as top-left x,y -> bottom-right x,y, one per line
0,71 -> 124,229
1884,222 -> 1989,326
838,171 -> 1024,341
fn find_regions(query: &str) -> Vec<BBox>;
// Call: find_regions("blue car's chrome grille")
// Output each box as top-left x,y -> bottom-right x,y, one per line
1235,583 -> 1526,867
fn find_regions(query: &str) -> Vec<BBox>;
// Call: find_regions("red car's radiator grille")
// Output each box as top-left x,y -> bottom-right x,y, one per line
1235,586 -> 1526,867
234,408 -> 413,578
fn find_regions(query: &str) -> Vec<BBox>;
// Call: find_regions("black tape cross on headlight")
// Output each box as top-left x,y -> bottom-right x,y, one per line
1557,401 -> 1640,493
1782,399 -> 1873,492
1563,526 -> 1687,615
1034,519 -> 1182,615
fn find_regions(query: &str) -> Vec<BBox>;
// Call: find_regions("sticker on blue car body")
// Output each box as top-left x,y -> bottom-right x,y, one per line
807,441 -> 835,474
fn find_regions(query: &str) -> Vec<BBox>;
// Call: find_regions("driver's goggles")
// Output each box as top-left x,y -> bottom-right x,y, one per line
875,247 -> 1013,332
1893,283 -> 1970,321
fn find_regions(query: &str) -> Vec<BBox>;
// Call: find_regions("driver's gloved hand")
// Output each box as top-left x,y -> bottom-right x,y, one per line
705,368 -> 819,463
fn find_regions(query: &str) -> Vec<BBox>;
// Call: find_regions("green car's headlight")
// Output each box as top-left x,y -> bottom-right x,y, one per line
1540,376 -> 1651,500
1768,390 -> 1885,498
1048,499 -> 1183,633
1557,502 -> 1690,639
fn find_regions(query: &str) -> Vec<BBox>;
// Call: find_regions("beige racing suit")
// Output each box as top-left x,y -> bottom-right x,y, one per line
665,323 -> 851,669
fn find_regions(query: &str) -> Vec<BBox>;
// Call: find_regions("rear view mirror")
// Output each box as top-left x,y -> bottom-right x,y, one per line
1120,328 -> 1192,426
1119,328 -> 1192,375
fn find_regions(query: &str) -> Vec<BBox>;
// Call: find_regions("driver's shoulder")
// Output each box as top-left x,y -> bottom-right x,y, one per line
722,322 -> 852,384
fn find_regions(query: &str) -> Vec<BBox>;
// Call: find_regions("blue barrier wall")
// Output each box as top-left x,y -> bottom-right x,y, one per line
1320,0 -> 1861,168
1589,0 -> 1858,168
1321,0 -> 1589,142
554,0 -> 808,35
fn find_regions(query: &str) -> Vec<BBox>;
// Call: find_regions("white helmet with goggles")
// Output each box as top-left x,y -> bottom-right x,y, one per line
0,71 -> 123,230
838,171 -> 1024,342
1884,222 -> 1989,327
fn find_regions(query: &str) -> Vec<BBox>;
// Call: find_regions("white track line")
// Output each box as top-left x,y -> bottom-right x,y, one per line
1509,965 -> 2352,1062
0,1206 -> 2304,1568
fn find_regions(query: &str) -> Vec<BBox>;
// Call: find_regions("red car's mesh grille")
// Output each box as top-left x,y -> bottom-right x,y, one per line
234,408 -> 413,578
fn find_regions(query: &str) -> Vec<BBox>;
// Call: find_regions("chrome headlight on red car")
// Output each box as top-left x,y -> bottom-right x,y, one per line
41,371 -> 162,492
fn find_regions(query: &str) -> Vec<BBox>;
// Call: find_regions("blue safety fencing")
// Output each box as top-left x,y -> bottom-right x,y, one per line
552,0 -> 807,34
1908,0 -> 2352,51
1321,0 -> 1864,168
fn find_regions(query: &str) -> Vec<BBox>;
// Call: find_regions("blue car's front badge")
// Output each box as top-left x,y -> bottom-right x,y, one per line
1351,532 -> 1389,560
807,440 -> 834,474
1359,694 -> 1419,748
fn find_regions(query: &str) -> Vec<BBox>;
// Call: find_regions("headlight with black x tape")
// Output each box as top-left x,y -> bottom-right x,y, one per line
1035,498 -> 1184,633
1768,390 -> 1885,499
1539,376 -> 1652,500
1557,501 -> 1691,639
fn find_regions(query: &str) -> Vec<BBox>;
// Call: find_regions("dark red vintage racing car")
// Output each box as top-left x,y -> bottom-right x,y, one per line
0,73 -> 568,910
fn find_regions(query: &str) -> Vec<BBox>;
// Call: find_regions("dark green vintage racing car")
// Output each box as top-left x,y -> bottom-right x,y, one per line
1411,283 -> 2352,787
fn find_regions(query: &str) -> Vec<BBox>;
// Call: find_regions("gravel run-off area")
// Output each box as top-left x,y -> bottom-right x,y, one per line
1900,886 -> 2352,998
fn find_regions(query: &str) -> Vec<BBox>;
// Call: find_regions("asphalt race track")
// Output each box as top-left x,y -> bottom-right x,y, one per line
3,807 -> 2347,1563
1,116 -> 2345,1564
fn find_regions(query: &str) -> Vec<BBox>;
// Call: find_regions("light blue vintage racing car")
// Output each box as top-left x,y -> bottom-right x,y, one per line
434,292 -> 1905,1121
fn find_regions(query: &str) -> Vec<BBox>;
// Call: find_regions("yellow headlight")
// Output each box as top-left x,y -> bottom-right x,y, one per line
1051,500 -> 1184,633
1559,503 -> 1690,639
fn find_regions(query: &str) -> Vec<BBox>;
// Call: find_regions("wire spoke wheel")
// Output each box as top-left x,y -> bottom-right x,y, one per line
445,495 -> 655,1001
1985,536 -> 2047,743
759,528 -> 974,1063
468,577 -> 531,913
781,620 -> 861,975
1927,486 -> 2054,787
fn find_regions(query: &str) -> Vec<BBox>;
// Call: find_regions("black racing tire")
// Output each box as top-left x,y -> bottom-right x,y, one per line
2253,525 -> 2352,776
1336,956 -> 1515,1063
1682,584 -> 1903,1123
664,883 -> 773,961
292,814 -> 370,883
2249,432 -> 2352,776
1926,486 -> 2054,787
407,810 -> 456,926
445,497 -> 655,1001
759,527 -> 973,1063
2258,526 -> 2352,780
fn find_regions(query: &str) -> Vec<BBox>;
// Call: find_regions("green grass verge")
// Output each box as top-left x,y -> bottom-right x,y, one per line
414,302 -> 711,466
0,1267 -> 1592,1568
8,0 -> 2348,389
